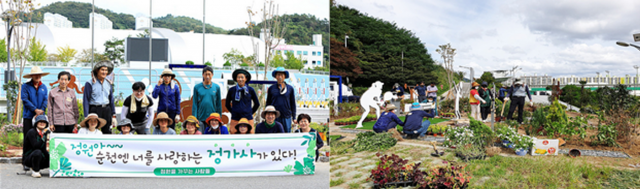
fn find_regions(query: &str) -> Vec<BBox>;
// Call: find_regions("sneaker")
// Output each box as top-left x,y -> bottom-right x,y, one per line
31,171 -> 41,178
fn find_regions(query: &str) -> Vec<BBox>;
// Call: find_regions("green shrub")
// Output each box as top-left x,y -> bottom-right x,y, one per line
352,131 -> 397,152
185,60 -> 194,65
223,61 -> 232,67
205,61 -> 212,66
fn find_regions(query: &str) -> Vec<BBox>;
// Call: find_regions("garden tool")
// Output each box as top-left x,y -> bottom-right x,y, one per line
496,100 -> 507,122
430,141 -> 444,157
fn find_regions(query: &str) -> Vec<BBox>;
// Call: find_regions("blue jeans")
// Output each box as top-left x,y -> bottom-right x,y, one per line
276,117 -> 292,133
404,120 -> 431,137
374,121 -> 399,133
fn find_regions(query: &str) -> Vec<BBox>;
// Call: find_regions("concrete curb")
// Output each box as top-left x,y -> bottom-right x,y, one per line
0,157 -> 22,164
339,128 -> 446,142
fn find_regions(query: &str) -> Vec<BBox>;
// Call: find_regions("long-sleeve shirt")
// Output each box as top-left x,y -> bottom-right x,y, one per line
508,85 -> 532,100
121,95 -> 155,129
203,125 -> 230,135
372,111 -> 404,132
415,86 -> 427,96
426,85 -> 438,97
83,78 -> 115,116
392,86 -> 404,96
226,85 -> 260,120
266,83 -> 296,119
499,88 -> 507,98
153,128 -> 176,135
21,81 -> 48,119
403,110 -> 435,132
47,86 -> 79,126
255,121 -> 285,134
23,128 -> 49,158
192,82 -> 222,122
152,82 -> 181,114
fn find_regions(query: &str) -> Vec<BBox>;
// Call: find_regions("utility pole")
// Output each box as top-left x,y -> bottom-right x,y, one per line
634,65 -> 639,96
91,0 -> 95,67
149,0 -> 152,83
202,0 -> 205,65
344,35 -> 349,47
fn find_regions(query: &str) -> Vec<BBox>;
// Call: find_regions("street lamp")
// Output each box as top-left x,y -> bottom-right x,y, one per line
596,72 -> 600,89
605,70 -> 610,86
616,41 -> 640,51
2,11 -> 21,84
344,35 -> 349,48
634,65 -> 639,96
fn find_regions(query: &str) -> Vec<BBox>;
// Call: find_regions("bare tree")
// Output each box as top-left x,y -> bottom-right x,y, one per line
246,0 -> 288,122
436,43 -> 456,99
1,0 -> 39,124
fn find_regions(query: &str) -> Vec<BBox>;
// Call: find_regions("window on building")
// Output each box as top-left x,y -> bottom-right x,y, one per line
318,61 -> 321,66
312,51 -> 316,56
303,51 -> 308,55
312,61 -> 316,65
297,51 -> 302,55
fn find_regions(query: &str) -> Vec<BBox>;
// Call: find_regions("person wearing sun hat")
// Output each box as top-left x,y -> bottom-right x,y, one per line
152,112 -> 176,135
83,61 -> 116,134
234,118 -> 253,134
192,66 -> 222,133
78,113 -> 106,135
226,69 -> 259,134
23,115 -> 51,178
180,115 -> 202,135
372,104 -> 405,133
152,68 -> 181,130
266,67 -> 296,133
403,102 -> 438,138
478,81 -> 494,122
469,81 -> 485,121
203,113 -> 229,135
20,66 -> 49,168
506,79 -> 532,124
117,118 -> 135,135
122,82 -> 155,134
255,105 -> 285,134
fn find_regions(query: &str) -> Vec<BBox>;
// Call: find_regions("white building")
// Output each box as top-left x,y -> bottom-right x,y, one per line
272,33 -> 324,69
135,14 -> 152,31
43,12 -> 72,29
90,12 -> 113,30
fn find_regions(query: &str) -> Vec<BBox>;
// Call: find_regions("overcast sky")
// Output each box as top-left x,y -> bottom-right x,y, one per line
35,0 -> 329,30
337,0 -> 640,79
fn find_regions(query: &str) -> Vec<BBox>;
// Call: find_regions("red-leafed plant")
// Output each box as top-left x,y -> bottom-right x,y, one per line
416,161 -> 471,189
368,153 -> 423,186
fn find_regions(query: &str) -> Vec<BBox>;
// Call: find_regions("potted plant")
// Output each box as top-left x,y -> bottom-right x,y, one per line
369,153 -> 421,188
455,144 -> 486,162
416,160 -> 471,189
514,135 -> 534,156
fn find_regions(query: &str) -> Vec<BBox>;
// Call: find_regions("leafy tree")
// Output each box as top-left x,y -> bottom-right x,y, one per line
476,72 -> 495,86
205,61 -> 212,66
27,38 -> 48,62
284,51 -> 304,69
330,37 -> 361,78
258,62 -> 265,67
77,48 -> 108,63
153,14 -> 226,34
0,38 -> 7,62
55,45 -> 77,63
186,60 -> 194,65
103,37 -> 125,66
223,61 -> 232,67
223,48 -> 245,66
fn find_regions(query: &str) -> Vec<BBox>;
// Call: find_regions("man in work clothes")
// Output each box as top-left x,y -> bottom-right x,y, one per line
192,66 -> 222,133
20,66 -> 49,168
505,80 -> 533,124
266,67 -> 297,133
403,102 -> 438,138
152,68 -> 181,130
83,61 -> 116,134
415,82 -> 427,103
426,82 -> 438,101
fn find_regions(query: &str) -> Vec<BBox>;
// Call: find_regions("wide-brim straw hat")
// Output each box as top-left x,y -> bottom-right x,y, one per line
23,66 -> 50,79
385,104 -> 397,111
472,82 -> 480,87
153,112 -> 174,126
93,61 -> 114,76
233,69 -> 251,83
183,115 -> 200,128
80,113 -> 107,129
160,68 -> 176,79
271,67 -> 289,79
205,113 -> 222,127
261,105 -> 281,119
234,118 -> 253,133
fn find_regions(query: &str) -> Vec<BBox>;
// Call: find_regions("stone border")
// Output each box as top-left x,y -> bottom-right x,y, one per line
558,149 -> 631,158
0,157 -> 21,164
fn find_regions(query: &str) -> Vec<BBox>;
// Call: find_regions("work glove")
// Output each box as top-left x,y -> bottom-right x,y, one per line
504,97 -> 510,102
530,101 -> 533,106
481,100 -> 487,104
175,115 -> 181,122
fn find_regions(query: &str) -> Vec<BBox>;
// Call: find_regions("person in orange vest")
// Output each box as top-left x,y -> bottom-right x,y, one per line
469,82 -> 486,121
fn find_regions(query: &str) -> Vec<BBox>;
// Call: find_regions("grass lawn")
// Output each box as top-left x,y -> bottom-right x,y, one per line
329,135 -> 341,142
340,117 -> 449,131
466,155 -> 640,188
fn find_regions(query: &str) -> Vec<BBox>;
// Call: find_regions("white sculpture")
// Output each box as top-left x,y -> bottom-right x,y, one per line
356,81 -> 390,128
454,81 -> 463,120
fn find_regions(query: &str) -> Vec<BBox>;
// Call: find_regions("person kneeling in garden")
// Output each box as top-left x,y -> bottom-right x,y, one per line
23,115 -> 50,178
117,119 -> 134,135
203,113 -> 229,135
294,113 -> 324,162
78,113 -> 106,135
255,105 -> 285,134
181,116 -> 203,135
234,118 -> 253,134
403,102 -> 438,138
372,104 -> 405,133
152,112 -> 176,135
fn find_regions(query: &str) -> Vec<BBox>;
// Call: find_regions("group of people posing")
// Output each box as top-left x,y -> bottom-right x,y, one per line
19,62 -> 323,177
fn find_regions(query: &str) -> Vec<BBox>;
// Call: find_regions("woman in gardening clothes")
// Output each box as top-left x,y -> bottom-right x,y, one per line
234,118 -> 253,134
469,82 -> 486,121
47,71 -> 79,133
294,113 -> 324,162
23,115 -> 51,178
226,69 -> 259,134
255,105 -> 285,134
203,113 -> 229,135
180,116 -> 203,135
117,118 -> 135,135
478,81 -> 493,122
78,113 -> 106,135
152,68 -> 181,130
152,112 -> 176,135
372,104 -> 405,133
